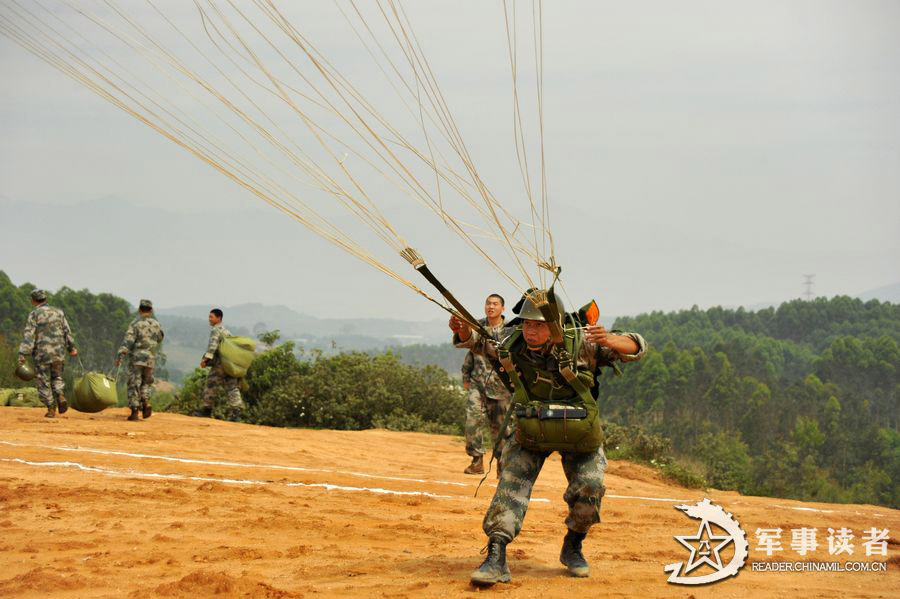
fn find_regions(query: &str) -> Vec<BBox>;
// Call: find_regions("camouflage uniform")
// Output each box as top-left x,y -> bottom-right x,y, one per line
17,302 -> 76,409
202,324 -> 242,411
117,314 -> 165,410
459,326 -> 646,543
460,318 -> 513,459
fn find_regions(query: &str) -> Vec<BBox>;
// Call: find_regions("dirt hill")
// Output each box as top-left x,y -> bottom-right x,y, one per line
0,407 -> 896,598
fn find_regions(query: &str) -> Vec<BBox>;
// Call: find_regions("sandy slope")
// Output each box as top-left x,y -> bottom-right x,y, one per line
0,406 -> 896,598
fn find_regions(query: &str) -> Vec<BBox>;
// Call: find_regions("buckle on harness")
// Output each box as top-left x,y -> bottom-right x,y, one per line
533,371 -> 563,389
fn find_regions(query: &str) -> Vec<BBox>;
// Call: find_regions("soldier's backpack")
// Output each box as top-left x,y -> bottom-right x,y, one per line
219,336 -> 257,378
72,372 -> 118,413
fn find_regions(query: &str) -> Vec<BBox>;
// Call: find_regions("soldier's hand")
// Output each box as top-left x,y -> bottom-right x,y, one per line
448,315 -> 462,332
17,355 -> 25,365
114,359 -> 121,368
70,349 -> 78,357
585,324 -> 609,347
463,381 -> 470,390
200,358 -> 209,368
449,315 -> 470,333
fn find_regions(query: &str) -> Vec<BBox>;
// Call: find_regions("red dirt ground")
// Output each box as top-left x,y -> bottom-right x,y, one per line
0,406 -> 897,598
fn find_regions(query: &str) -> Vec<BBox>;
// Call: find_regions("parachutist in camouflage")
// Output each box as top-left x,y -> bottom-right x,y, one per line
452,290 -> 646,586
116,299 -> 165,421
17,289 -> 78,418
456,293 -> 512,476
196,308 -> 242,421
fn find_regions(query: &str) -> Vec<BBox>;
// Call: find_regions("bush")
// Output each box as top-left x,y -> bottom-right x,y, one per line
604,421 -> 706,489
166,346 -> 466,434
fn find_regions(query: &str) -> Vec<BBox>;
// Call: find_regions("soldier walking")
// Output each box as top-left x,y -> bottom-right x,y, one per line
116,299 -> 165,421
17,289 -> 78,418
196,308 -> 243,421
451,289 -> 646,585
458,293 -> 512,475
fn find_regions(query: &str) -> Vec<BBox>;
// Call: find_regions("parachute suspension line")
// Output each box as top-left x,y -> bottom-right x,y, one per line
502,0 -> 546,289
251,0 -> 528,290
381,0 -> 540,291
0,1 -> 560,303
0,0 -> 441,302
194,0 -> 414,253
532,0 -> 554,276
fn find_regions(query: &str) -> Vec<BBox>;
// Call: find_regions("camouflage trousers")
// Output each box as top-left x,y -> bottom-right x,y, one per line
34,361 -> 65,408
126,363 -> 154,410
482,432 -> 607,542
203,363 -> 242,410
465,386 -> 511,459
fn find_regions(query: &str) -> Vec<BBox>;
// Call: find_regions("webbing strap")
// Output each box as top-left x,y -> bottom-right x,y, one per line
474,332 -> 524,497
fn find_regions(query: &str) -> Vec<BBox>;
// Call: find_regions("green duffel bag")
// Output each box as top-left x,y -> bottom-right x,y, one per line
6,387 -> 42,407
0,388 -> 14,407
219,336 -> 257,378
72,372 -> 118,413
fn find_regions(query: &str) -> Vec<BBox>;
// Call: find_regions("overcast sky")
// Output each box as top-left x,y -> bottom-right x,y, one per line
1,1 -> 898,321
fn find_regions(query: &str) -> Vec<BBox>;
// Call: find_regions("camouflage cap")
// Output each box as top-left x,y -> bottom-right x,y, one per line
30,289 -> 47,302
138,299 -> 153,310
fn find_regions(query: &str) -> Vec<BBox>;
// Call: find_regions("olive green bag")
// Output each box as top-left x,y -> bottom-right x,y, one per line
499,313 -> 603,454
4,387 -> 42,407
219,336 -> 257,378
72,372 -> 118,413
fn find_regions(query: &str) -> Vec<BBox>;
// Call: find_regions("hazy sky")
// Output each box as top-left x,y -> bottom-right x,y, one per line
1,1 -> 898,321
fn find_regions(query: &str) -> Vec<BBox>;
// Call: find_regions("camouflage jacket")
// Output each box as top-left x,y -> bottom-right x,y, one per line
458,324 -> 646,384
203,324 -> 231,363
17,304 -> 76,364
513,330 -> 646,379
117,315 -> 165,367
461,351 -> 475,385
454,317 -> 513,400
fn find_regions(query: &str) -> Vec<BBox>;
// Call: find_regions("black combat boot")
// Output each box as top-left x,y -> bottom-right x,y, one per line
192,406 -> 212,418
44,405 -> 57,419
226,408 -> 242,423
141,400 -> 152,419
56,395 -> 68,414
559,530 -> 590,577
127,407 -> 140,421
470,536 -> 511,586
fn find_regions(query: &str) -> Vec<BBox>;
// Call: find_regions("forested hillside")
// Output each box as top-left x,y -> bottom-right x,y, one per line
604,298 -> 899,508
0,270 -> 141,385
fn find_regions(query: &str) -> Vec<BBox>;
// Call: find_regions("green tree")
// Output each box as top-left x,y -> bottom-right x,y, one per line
257,329 -> 281,349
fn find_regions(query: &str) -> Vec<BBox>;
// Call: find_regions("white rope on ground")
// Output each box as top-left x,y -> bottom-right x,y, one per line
0,457 -> 454,498
1,439 -> 733,507
0,440 -> 466,487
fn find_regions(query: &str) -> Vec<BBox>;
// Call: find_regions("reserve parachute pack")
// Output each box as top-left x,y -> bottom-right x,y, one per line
219,336 -> 257,378
72,372 -> 118,413
499,300 -> 604,454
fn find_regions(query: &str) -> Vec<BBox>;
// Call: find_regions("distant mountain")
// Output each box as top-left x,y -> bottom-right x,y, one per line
857,282 -> 900,304
156,302 -> 452,346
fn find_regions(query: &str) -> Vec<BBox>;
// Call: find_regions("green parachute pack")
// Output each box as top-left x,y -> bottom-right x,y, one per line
219,336 -> 257,378
1,387 -> 42,407
72,372 -> 118,413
